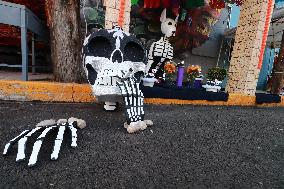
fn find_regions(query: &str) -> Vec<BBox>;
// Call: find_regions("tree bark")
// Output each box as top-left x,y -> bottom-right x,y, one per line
271,31 -> 284,94
47,0 -> 84,83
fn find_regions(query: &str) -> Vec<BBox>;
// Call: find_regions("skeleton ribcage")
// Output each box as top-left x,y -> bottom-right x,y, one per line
146,38 -> 174,79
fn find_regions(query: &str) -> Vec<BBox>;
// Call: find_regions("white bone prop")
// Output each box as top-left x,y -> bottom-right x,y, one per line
3,118 -> 85,167
36,119 -> 56,127
28,126 -> 57,167
51,125 -> 66,161
3,130 -> 30,155
68,122 -> 78,148
16,127 -> 44,162
68,117 -> 87,129
104,102 -> 117,111
124,120 -> 154,132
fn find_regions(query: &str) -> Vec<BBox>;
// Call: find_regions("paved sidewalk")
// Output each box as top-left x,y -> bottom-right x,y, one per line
0,101 -> 284,188
0,70 -> 53,81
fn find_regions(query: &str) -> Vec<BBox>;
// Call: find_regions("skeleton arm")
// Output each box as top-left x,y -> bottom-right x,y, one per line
145,42 -> 156,77
3,118 -> 86,167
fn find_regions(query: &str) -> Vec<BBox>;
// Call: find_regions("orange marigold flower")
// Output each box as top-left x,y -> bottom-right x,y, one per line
164,63 -> 176,73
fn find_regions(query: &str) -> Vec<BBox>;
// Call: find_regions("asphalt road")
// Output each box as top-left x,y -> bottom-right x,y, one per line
0,101 -> 284,189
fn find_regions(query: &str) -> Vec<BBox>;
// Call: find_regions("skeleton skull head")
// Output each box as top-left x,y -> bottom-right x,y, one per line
160,9 -> 179,38
83,26 -> 147,102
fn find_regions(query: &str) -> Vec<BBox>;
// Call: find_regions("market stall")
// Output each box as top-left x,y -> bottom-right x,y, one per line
0,0 -> 47,80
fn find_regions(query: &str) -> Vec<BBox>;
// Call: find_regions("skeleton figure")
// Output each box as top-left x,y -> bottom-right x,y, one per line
146,9 -> 178,80
3,26 -> 153,167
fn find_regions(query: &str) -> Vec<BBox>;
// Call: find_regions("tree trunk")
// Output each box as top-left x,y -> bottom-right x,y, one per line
47,0 -> 84,83
271,31 -> 284,94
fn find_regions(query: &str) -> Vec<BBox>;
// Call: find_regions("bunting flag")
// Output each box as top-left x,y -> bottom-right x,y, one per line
144,0 -> 161,8
185,0 -> 205,8
209,0 -> 225,9
131,0 -> 139,5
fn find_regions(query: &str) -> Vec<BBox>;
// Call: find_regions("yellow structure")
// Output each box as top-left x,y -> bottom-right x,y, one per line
0,80 -> 284,107
227,0 -> 275,95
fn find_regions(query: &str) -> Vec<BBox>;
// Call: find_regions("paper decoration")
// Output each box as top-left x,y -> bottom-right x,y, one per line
185,0 -> 205,8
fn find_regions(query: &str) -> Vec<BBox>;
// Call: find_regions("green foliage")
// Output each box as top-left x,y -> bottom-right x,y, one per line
207,67 -> 227,81
87,8 -> 105,26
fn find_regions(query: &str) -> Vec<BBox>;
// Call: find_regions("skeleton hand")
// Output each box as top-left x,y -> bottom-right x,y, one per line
116,74 -> 153,133
3,118 -> 86,167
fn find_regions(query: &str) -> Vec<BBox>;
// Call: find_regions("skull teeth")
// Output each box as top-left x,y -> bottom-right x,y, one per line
97,76 -> 119,86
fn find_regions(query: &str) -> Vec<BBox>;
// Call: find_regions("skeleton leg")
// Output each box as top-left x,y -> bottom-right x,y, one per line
50,124 -> 66,161
28,126 -> 57,167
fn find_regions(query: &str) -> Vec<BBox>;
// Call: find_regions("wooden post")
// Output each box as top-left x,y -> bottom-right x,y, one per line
271,31 -> 284,94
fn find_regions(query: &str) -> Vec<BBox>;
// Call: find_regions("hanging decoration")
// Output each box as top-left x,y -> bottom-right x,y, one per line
234,0 -> 244,6
209,0 -> 225,9
131,0 -> 139,6
185,0 -> 205,8
143,0 -> 242,10
209,0 -> 243,9
144,0 -> 161,8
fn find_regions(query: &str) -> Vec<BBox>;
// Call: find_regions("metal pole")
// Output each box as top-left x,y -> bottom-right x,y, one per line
216,37 -> 224,67
21,8 -> 28,81
32,33 -> 35,74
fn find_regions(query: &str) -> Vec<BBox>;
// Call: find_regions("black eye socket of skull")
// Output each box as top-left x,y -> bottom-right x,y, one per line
89,36 -> 112,58
168,22 -> 172,25
86,64 -> 97,85
123,42 -> 144,62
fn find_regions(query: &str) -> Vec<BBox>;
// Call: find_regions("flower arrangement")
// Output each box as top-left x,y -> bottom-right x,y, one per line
186,65 -> 202,84
164,61 -> 176,81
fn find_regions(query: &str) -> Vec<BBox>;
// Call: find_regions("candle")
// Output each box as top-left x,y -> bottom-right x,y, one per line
176,66 -> 185,87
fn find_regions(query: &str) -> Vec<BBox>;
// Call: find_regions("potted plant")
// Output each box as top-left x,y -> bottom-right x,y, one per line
202,67 -> 227,92
163,61 -> 177,87
186,65 -> 202,88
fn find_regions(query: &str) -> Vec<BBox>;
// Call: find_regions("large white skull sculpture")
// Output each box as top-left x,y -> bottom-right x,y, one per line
83,26 -> 147,103
83,26 -> 153,133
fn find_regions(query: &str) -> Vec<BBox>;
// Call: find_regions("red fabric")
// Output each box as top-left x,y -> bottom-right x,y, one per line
144,0 -> 180,9
162,0 -> 171,8
144,0 -> 161,8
